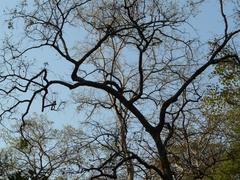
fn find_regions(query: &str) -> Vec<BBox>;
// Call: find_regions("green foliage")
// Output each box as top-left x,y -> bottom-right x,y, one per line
202,60 -> 240,179
18,138 -> 29,150
8,172 -> 28,180
0,115 -> 86,179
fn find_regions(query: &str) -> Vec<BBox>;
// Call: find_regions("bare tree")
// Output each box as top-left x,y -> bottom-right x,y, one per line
0,0 -> 240,179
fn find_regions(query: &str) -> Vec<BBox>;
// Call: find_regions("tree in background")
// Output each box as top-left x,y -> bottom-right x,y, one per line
0,0 -> 240,179
201,54 -> 240,179
0,115 -> 88,179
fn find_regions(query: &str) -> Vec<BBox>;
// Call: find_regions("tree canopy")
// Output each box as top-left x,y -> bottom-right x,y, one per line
0,0 -> 240,179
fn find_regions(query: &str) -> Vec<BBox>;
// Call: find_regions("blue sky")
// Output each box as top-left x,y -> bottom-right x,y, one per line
0,0 -> 234,130
0,1 -> 81,129
0,1 -> 227,43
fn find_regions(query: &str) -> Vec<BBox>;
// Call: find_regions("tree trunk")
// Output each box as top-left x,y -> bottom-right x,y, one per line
120,127 -> 134,180
117,110 -> 134,180
153,134 -> 173,180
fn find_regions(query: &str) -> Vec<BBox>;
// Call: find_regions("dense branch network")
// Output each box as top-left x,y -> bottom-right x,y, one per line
0,0 -> 240,179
